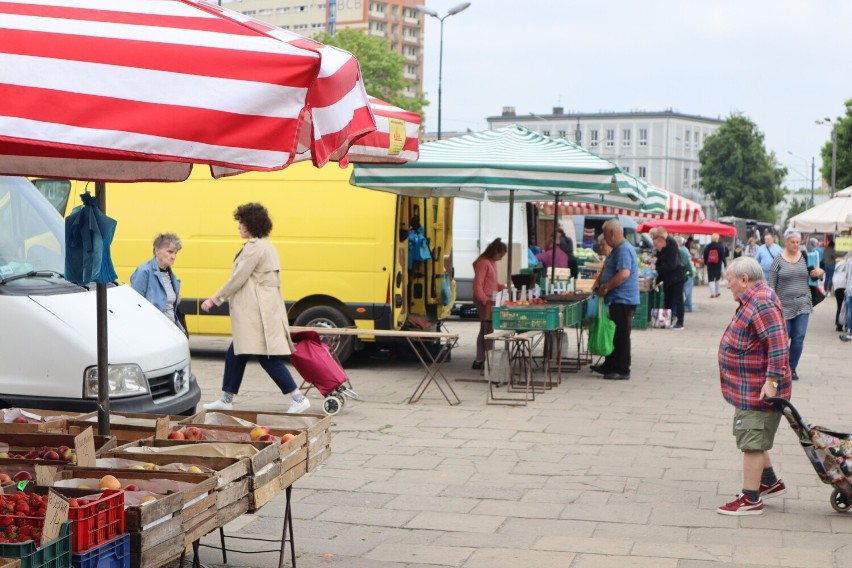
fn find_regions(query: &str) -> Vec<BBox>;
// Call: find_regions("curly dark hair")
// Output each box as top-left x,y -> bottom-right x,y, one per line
234,203 -> 273,238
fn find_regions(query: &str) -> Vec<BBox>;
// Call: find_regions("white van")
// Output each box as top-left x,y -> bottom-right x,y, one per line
0,176 -> 200,414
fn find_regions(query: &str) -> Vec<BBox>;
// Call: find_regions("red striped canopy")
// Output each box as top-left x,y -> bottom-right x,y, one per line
0,0 -> 376,181
637,219 -> 737,237
535,186 -> 705,222
345,96 -> 421,164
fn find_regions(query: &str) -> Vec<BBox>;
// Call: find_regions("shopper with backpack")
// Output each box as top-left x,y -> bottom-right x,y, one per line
703,233 -> 727,298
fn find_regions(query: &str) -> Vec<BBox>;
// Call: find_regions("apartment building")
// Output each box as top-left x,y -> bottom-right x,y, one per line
488,107 -> 725,217
224,0 -> 425,96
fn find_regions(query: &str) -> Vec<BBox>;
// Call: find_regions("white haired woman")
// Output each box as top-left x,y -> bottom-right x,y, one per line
130,232 -> 186,335
767,229 -> 824,381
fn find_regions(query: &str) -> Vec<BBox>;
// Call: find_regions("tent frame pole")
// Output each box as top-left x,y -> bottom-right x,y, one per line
95,182 -> 110,436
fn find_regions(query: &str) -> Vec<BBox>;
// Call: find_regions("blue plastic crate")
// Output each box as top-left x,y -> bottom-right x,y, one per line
71,534 -> 129,568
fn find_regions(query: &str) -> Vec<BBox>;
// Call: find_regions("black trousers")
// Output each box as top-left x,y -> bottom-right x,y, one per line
664,281 -> 685,326
603,303 -> 636,375
836,288 -> 846,330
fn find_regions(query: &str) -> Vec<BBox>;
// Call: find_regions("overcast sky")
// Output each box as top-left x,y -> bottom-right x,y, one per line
417,0 -> 852,189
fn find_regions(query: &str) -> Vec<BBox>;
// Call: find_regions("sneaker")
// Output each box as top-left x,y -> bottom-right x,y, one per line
590,364 -> 607,375
203,399 -> 233,411
287,398 -> 311,414
791,370 -> 799,381
603,372 -> 630,380
672,323 -> 684,330
759,479 -> 787,500
716,493 -> 763,516
840,334 -> 852,343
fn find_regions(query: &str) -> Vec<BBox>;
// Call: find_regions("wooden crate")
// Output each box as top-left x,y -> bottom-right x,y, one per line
0,558 -> 21,568
56,468 -> 217,568
0,432 -> 117,456
182,410 -> 329,472
248,446 -> 308,512
112,439 -> 281,477
59,411 -> 185,443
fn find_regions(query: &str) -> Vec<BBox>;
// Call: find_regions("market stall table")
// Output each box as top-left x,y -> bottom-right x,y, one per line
290,327 -> 460,405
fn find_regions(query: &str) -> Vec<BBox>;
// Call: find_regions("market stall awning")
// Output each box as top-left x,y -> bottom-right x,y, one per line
788,186 -> 852,233
534,185 -> 701,221
342,96 -> 421,164
351,125 -> 664,213
0,0 -> 376,181
637,219 -> 736,237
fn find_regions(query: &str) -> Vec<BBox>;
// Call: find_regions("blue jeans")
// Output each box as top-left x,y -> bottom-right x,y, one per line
826,264 -> 835,293
786,313 -> 810,371
222,342 -> 298,395
683,276 -> 694,312
846,296 -> 852,332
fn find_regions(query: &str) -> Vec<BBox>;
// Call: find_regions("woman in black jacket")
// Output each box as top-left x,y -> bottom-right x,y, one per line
650,227 -> 686,329
703,233 -> 727,298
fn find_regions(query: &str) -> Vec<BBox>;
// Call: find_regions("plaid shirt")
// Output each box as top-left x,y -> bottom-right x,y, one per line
719,281 -> 792,410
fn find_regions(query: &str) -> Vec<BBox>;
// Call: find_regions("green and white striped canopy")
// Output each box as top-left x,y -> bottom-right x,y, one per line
351,124 -> 666,214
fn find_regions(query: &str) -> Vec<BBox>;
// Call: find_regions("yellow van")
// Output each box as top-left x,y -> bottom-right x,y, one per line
32,163 -> 455,362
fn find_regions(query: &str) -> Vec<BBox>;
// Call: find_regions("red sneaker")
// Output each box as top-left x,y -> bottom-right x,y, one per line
717,494 -> 764,516
759,479 -> 787,500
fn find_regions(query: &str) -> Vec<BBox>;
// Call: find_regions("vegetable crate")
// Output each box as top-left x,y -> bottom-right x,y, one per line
562,301 -> 586,329
71,534 -> 129,568
0,522 -> 71,568
493,306 -> 562,331
66,490 -> 124,554
632,292 -> 650,330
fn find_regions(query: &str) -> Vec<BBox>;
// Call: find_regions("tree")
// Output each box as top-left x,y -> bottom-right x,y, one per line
698,114 -> 786,222
785,195 -> 810,221
313,29 -> 428,119
819,100 -> 852,192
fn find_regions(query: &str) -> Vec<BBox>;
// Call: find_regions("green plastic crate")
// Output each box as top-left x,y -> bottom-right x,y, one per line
562,300 -> 586,328
632,296 -> 649,330
0,522 -> 72,568
493,305 -> 562,330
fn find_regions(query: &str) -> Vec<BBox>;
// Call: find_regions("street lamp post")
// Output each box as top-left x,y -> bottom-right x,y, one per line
416,2 -> 471,140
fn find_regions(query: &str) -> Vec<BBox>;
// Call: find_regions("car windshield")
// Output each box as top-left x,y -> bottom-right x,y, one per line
0,176 -> 65,282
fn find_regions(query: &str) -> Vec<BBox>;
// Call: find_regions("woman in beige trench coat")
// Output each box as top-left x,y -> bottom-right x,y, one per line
200,203 -> 309,413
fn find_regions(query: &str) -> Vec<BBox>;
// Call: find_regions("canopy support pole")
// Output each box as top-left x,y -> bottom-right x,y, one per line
550,194 -> 561,285
506,190 -> 515,287
95,182 -> 110,436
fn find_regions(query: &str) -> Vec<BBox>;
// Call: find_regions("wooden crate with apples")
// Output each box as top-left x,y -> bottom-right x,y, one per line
0,432 -> 117,468
161,423 -> 308,512
55,411 -> 185,444
99,449 -> 252,524
53,467 -> 218,568
182,409 -> 331,472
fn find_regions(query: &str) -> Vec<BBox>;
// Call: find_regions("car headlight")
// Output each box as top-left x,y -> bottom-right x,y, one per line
84,364 -> 149,398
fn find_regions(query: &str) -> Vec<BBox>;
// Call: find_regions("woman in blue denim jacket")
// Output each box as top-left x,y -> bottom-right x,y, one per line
130,233 -> 185,334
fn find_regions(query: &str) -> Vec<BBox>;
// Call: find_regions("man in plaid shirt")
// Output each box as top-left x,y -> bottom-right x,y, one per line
717,256 -> 792,516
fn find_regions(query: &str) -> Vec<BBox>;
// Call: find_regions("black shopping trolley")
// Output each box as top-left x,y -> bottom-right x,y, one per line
767,397 -> 852,512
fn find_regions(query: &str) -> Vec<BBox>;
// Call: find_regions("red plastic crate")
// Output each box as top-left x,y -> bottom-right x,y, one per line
66,489 -> 124,554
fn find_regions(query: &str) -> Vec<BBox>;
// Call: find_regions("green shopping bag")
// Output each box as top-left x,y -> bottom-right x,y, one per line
588,298 -> 615,357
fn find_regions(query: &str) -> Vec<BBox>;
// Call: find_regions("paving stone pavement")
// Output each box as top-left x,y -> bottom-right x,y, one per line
187,284 -> 852,568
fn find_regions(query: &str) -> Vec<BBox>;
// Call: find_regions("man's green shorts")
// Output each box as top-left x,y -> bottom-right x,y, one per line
733,408 -> 782,451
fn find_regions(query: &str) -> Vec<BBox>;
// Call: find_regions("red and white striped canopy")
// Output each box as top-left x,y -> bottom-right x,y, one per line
535,186 -> 705,223
343,96 -> 420,164
0,0 -> 376,181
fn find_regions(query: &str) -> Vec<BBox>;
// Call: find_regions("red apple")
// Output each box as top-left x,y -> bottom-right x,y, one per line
13,417 -> 28,424
43,450 -> 60,461
23,451 -> 38,460
250,425 -> 270,441
257,434 -> 276,442
184,427 -> 202,441
124,484 -> 140,491
13,471 -> 32,482
167,431 -> 185,440
59,447 -> 74,462
280,433 -> 295,444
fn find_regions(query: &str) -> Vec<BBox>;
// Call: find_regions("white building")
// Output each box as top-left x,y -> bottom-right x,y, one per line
487,107 -> 725,219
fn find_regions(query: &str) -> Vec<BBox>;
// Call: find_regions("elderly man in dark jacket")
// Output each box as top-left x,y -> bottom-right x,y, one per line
651,227 -> 686,329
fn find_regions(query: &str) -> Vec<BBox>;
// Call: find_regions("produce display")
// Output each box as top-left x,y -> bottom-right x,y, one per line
0,492 -> 46,546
